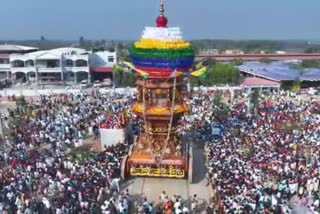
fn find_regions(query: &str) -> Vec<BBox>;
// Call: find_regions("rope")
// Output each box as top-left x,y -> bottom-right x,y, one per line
160,76 -> 177,161
142,79 -> 155,159
141,76 -> 178,163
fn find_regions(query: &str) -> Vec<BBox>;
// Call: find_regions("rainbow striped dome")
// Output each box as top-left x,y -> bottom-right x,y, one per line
129,26 -> 195,78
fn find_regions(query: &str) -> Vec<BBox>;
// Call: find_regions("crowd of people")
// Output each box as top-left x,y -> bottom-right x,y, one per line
0,91 -> 133,213
1,86 -> 320,213
183,89 -> 320,213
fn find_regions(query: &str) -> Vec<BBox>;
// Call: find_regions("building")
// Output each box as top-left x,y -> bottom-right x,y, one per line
238,61 -> 320,88
0,54 -> 10,79
0,44 -> 38,54
275,51 -> 286,54
9,47 -> 116,83
0,45 -> 39,87
223,49 -> 244,55
199,49 -> 219,55
89,51 -> 117,81
241,77 -> 280,92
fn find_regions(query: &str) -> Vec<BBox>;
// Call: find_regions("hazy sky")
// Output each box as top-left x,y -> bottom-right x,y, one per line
1,0 -> 320,40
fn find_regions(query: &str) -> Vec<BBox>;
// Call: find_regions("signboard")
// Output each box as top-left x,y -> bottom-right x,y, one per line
130,165 -> 185,178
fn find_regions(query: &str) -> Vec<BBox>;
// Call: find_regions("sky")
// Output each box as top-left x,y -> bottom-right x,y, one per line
1,0 -> 320,40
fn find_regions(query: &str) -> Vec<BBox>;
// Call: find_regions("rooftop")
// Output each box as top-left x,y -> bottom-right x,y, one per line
11,47 -> 88,59
241,77 -> 280,87
238,61 -> 320,81
0,44 -> 38,53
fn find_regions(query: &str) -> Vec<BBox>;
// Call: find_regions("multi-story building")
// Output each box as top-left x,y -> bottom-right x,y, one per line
89,50 -> 117,81
0,45 -> 39,82
9,47 -> 116,83
0,54 -> 10,79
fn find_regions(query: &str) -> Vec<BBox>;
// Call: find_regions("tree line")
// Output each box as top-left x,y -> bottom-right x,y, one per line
111,61 -> 242,88
189,61 -> 241,87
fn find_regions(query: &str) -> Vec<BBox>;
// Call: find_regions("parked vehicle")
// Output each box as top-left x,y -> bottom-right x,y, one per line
93,80 -> 101,88
101,78 -> 112,87
80,80 -> 89,88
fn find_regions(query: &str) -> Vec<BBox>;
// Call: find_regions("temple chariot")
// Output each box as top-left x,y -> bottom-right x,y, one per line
121,1 -> 195,182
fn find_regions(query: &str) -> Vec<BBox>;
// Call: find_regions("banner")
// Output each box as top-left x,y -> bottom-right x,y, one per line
123,62 -> 149,78
130,165 -> 185,178
191,66 -> 208,78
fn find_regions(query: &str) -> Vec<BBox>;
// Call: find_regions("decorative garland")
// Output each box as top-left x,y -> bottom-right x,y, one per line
130,45 -> 194,59
133,65 -> 190,73
134,39 -> 190,49
128,27 -> 194,78
142,81 -> 155,159
141,77 -> 177,163
130,56 -> 194,69
160,76 -> 177,161
141,27 -> 183,40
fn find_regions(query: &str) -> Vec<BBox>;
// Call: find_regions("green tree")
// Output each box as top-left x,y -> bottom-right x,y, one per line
301,60 -> 320,68
187,62 -> 241,87
113,67 -> 137,87
189,77 -> 200,87
122,72 -> 136,87
304,47 -> 320,53
291,80 -> 301,92
107,47 -> 116,52
113,67 -> 122,87
208,63 -> 241,85
231,59 -> 243,66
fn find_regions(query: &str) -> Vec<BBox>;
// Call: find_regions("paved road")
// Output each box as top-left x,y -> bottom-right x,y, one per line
124,145 -> 210,213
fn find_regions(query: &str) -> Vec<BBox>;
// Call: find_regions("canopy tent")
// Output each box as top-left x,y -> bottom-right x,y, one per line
241,77 -> 281,89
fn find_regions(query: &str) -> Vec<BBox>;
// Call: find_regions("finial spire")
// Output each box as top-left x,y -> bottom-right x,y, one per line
156,0 -> 168,27
160,0 -> 165,16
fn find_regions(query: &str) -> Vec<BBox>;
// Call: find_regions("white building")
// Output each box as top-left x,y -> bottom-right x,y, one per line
199,49 -> 219,55
224,49 -> 244,55
0,45 -> 39,87
89,50 -> 117,81
0,54 -> 10,79
9,47 -> 116,83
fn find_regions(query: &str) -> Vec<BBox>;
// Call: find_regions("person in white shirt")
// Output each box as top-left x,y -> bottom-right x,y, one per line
182,204 -> 189,213
174,199 -> 181,211
159,191 -> 167,203
175,206 -> 182,214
